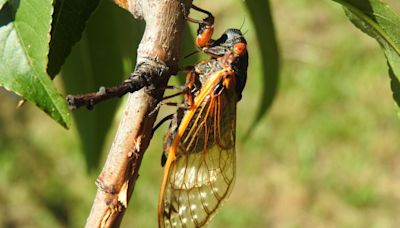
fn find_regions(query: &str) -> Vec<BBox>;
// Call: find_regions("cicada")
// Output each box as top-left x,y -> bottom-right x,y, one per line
158,5 -> 248,227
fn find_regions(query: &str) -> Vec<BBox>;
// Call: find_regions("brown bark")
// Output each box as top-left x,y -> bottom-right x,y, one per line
85,0 -> 192,227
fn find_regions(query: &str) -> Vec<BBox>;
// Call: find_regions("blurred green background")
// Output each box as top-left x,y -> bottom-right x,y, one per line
1,0 -> 400,227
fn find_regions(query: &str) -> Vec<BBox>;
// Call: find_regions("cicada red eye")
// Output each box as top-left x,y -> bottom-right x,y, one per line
233,42 -> 247,56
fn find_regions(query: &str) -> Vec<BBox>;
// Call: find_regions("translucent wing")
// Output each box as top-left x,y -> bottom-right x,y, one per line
159,80 -> 237,228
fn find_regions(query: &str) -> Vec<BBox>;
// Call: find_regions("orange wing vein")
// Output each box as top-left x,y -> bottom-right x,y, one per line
158,69 -> 237,228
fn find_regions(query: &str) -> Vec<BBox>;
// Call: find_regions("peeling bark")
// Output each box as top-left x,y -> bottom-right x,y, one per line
85,0 -> 192,227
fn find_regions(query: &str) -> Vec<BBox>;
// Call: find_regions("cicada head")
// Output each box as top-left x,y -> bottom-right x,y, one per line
212,28 -> 248,101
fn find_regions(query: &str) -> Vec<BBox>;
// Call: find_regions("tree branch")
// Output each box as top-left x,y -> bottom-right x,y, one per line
85,0 -> 192,227
66,67 -> 155,110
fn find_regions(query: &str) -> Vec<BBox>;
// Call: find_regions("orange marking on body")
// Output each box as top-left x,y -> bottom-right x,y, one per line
223,76 -> 236,90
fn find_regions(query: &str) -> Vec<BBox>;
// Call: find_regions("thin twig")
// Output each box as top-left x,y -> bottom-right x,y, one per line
66,61 -> 170,110
66,73 -> 149,110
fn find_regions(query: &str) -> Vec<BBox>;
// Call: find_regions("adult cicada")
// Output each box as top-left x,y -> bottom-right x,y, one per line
158,5 -> 248,227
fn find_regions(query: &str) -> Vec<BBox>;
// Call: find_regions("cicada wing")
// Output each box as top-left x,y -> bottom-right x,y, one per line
161,93 -> 237,228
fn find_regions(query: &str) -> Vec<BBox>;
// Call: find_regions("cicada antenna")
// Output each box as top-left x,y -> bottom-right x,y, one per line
239,16 -> 246,31
239,16 -> 249,35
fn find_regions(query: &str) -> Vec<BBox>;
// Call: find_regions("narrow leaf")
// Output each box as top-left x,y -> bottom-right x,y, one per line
332,0 -> 400,107
62,0 -> 144,170
244,0 -> 280,133
48,0 -> 100,78
0,0 -> 70,128
389,65 -> 400,107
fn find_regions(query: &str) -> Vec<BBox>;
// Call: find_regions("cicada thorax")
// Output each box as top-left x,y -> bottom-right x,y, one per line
163,57 -> 238,158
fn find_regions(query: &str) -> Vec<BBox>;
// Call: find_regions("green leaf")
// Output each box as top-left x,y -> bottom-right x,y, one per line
62,0 -> 144,170
0,0 -> 71,128
331,0 -> 400,106
48,0 -> 100,78
244,0 -> 280,134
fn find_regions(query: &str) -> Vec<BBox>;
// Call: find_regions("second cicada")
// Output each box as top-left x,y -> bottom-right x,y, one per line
158,5 -> 248,228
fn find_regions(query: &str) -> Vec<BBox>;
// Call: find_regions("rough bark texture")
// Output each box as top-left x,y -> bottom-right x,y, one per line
85,0 -> 192,227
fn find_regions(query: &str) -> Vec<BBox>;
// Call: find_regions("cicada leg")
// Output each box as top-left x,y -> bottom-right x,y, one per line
184,69 -> 199,108
187,5 -> 215,49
